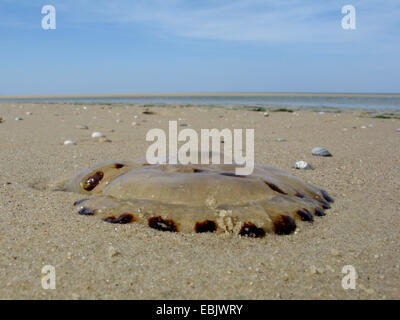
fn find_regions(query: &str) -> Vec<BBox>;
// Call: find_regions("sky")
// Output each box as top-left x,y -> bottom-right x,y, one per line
0,0 -> 399,95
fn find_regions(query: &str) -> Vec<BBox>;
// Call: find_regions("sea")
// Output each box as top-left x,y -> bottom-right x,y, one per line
1,94 -> 400,110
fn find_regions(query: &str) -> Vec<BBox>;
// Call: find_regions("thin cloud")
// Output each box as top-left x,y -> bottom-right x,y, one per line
44,0 -> 400,45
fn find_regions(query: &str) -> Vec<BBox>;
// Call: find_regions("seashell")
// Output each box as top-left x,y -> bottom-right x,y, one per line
76,124 -> 88,130
276,138 -> 287,142
91,132 -> 106,138
361,125 -> 367,129
295,161 -> 313,170
64,140 -> 77,145
26,112 -> 33,115
15,117 -> 23,121
312,147 -> 332,157
263,112 -> 269,117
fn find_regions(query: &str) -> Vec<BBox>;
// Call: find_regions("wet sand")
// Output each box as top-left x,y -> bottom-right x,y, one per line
0,102 -> 399,299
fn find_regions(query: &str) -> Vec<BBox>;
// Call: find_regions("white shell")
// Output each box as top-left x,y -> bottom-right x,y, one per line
312,147 -> 332,157
64,140 -> 76,145
15,117 -> 23,121
295,161 -> 313,170
91,132 -> 106,138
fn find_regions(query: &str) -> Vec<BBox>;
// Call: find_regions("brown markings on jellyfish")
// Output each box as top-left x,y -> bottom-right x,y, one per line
273,215 -> 297,235
79,207 -> 96,216
104,213 -> 134,224
296,209 -> 314,222
295,192 -> 305,199
193,168 -> 205,173
148,216 -> 178,232
82,171 -> 104,191
195,220 -> 217,233
264,181 -> 287,194
239,223 -> 266,238
114,163 -> 125,169
320,201 -> 331,210
314,207 -> 326,216
321,189 -> 334,203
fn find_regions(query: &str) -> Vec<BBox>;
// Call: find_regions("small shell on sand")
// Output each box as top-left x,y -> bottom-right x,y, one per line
295,161 -> 313,170
15,117 -> 23,121
91,132 -> 106,138
263,112 -> 269,117
312,147 -> 332,157
26,112 -> 33,116
76,124 -> 89,130
64,140 -> 77,145
276,138 -> 287,142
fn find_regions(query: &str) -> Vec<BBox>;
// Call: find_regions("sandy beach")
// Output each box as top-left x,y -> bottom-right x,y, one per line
0,102 -> 399,300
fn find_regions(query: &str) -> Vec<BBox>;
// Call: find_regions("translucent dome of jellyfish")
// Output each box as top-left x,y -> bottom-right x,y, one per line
65,152 -> 334,238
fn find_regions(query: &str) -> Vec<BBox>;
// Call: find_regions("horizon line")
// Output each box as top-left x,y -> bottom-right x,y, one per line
1,92 -> 400,100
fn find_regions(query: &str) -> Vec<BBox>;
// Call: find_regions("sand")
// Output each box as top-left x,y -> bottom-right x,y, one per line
0,102 -> 399,300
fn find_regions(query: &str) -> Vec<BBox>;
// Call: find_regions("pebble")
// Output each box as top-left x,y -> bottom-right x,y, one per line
295,161 -> 313,170
91,132 -> 106,138
64,140 -> 77,145
15,117 -> 23,121
359,283 -> 374,295
98,138 -> 111,143
361,125 -> 367,129
276,138 -> 287,142
180,123 -> 188,127
309,265 -> 323,275
312,147 -> 332,157
76,124 -> 88,130
396,128 -> 400,132
108,246 -> 119,258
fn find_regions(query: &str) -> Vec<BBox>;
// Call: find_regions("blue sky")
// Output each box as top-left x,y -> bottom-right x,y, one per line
0,0 -> 399,95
